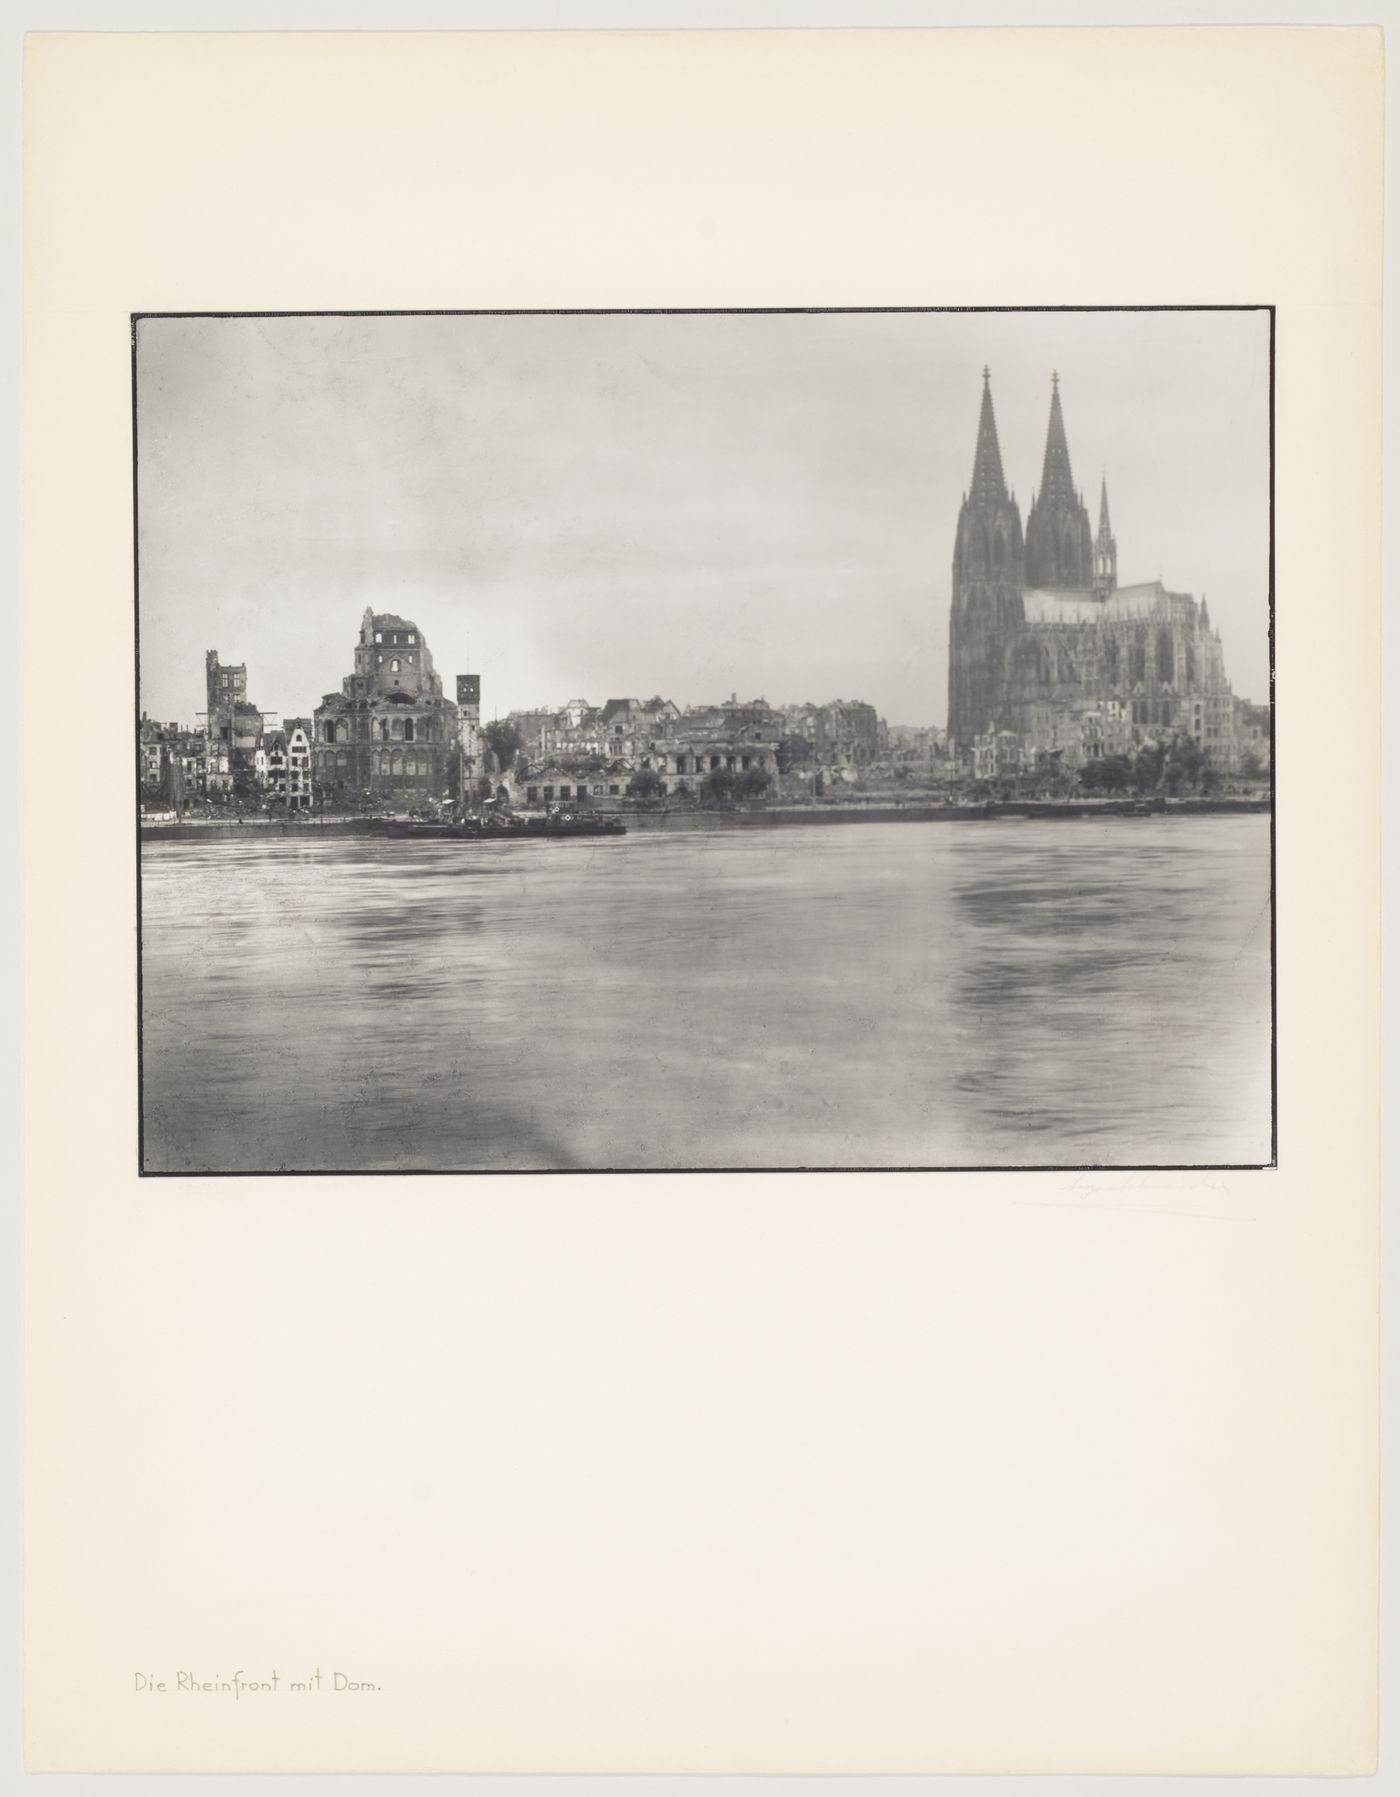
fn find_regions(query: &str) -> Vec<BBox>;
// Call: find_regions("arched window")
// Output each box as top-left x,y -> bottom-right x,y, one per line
390,658 -> 401,673
335,719 -> 348,744
404,719 -> 414,742
323,720 -> 335,742
391,717 -> 403,740
1157,630 -> 1175,685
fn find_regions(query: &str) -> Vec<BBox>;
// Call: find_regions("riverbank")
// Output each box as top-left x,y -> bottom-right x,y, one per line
139,816 -> 384,844
623,796 -> 1272,829
139,794 -> 1272,843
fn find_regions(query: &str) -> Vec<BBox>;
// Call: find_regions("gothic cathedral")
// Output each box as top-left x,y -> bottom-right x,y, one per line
947,372 -> 1237,767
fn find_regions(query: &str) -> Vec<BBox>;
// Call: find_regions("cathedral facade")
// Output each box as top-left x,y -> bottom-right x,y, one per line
947,372 -> 1237,768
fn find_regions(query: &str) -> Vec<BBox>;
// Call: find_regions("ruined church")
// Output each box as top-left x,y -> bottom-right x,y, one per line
947,371 -> 1237,765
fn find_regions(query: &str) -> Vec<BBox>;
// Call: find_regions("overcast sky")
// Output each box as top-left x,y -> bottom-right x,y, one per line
136,309 -> 1270,728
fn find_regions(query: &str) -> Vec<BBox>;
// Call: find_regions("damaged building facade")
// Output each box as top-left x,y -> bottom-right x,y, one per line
947,372 -> 1238,768
204,650 -> 266,792
313,609 -> 458,803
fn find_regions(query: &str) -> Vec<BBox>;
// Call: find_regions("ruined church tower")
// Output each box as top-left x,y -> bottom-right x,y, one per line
947,369 -> 1024,750
1024,373 -> 1094,590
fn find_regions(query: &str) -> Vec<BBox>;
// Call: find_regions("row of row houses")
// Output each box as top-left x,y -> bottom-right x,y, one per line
140,714 -> 315,807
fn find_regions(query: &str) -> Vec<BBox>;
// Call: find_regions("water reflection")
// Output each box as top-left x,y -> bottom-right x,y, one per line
140,818 -> 1272,1172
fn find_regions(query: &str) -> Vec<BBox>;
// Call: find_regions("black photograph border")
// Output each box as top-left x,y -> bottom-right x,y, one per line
132,303 -> 1277,1178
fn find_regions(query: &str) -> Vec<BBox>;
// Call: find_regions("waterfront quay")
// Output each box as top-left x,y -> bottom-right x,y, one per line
139,792 -> 1271,845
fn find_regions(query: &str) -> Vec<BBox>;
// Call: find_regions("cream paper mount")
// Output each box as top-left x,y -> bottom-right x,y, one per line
24,26 -> 1381,1775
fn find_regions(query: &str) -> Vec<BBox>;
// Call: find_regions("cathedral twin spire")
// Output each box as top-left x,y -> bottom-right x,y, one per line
952,366 -> 1023,592
966,368 -> 1104,594
1035,370 -> 1077,514
967,365 -> 1009,506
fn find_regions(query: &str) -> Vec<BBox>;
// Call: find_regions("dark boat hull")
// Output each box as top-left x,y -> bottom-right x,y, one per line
383,818 -> 626,841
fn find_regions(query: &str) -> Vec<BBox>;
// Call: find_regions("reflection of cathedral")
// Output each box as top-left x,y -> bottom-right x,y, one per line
947,372 -> 1237,764
313,608 -> 458,800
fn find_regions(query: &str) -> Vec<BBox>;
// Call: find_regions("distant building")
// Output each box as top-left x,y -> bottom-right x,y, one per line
597,696 -> 683,759
455,677 -> 482,796
972,727 -> 1025,783
138,715 -> 167,786
518,764 -> 629,808
1234,697 -> 1270,773
779,699 -> 883,768
205,650 -> 246,724
500,689 -> 905,802
204,651 -> 264,790
1024,697 -> 1130,769
138,716 -> 209,807
502,708 -> 557,760
637,731 -> 778,797
538,699 -> 609,761
313,609 -> 458,803
886,724 -> 940,762
264,722 -> 313,809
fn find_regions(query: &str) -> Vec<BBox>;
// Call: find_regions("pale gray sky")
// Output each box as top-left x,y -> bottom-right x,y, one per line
136,309 -> 1270,728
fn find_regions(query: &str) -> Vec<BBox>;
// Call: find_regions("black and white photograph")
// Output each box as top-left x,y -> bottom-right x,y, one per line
135,307 -> 1273,1174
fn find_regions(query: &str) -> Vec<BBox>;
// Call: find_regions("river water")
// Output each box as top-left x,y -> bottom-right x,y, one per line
139,817 -> 1273,1173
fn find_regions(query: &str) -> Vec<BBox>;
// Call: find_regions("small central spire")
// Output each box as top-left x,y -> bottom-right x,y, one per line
982,365 -> 991,386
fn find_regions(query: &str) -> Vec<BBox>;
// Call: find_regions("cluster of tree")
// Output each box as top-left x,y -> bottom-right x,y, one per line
961,734 -> 1234,804
1077,735 -> 1222,796
482,719 -> 524,776
700,766 -> 771,805
624,765 -> 772,805
625,767 -> 666,800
